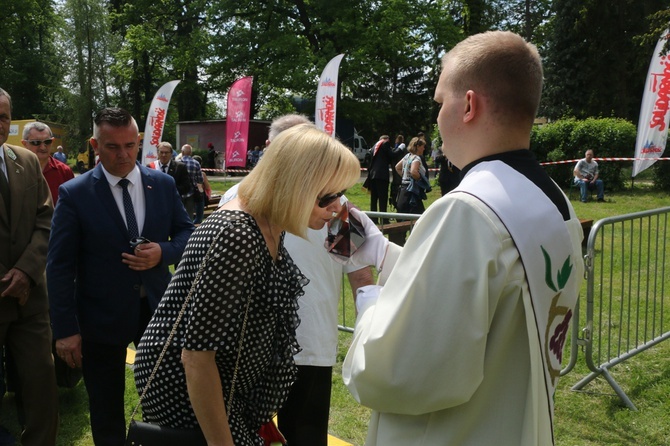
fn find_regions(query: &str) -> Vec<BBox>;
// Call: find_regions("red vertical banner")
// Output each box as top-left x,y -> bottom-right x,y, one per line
226,76 -> 253,168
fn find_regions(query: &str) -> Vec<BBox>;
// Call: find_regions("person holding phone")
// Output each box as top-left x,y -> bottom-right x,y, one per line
47,107 -> 194,446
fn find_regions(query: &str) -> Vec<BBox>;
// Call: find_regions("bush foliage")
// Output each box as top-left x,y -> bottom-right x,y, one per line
530,117 -> 638,190
652,159 -> 670,191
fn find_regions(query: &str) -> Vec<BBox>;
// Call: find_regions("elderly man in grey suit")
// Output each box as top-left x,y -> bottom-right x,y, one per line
0,88 -> 58,445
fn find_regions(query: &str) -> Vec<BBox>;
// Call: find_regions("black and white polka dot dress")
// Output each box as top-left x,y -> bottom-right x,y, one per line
134,210 -> 307,446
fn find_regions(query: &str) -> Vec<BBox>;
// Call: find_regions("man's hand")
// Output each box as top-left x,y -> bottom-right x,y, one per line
122,242 -> 162,271
355,285 -> 382,314
55,334 -> 83,369
0,268 -> 31,305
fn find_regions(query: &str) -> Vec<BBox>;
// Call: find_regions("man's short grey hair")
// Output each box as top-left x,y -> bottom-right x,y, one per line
158,141 -> 173,151
181,144 -> 192,155
268,114 -> 313,142
22,121 -> 53,139
0,88 -> 11,110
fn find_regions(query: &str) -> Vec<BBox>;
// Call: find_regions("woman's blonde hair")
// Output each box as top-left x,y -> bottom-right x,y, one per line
407,137 -> 425,155
238,124 -> 360,237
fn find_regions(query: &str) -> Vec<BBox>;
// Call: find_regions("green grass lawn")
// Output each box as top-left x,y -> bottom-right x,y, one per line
3,178 -> 667,445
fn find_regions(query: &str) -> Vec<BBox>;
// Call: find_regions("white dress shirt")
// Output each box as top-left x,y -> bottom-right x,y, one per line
100,164 -> 146,235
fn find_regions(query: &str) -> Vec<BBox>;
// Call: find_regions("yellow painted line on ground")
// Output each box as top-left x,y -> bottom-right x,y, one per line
127,350 -> 353,445
328,434 -> 354,445
126,348 -> 136,365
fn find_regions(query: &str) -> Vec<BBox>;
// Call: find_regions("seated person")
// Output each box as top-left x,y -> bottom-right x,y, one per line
574,149 -> 604,202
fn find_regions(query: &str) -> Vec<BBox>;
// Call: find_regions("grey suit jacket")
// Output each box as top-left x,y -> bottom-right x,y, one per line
0,144 -> 53,322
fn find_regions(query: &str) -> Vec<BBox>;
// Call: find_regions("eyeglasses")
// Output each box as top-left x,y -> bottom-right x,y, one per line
27,139 -> 54,147
317,190 -> 346,208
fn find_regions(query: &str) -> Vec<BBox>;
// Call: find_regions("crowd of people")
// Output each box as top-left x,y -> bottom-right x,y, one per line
366,130 -> 461,217
0,29 -> 590,446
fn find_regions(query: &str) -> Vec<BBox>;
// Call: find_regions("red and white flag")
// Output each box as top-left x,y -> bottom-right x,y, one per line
225,76 -> 253,168
315,54 -> 344,137
141,80 -> 180,166
633,30 -> 670,177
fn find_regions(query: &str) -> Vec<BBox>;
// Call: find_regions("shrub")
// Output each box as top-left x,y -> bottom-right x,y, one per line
192,148 -> 209,162
653,161 -> 670,191
531,118 -> 637,190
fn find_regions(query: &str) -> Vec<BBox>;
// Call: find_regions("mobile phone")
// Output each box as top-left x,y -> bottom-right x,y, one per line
130,237 -> 151,250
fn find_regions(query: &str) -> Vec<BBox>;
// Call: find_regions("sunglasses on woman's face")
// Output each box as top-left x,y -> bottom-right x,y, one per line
317,190 -> 346,208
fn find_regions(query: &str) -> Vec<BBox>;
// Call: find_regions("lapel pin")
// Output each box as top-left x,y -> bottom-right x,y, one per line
6,148 -> 17,161
147,185 -> 153,189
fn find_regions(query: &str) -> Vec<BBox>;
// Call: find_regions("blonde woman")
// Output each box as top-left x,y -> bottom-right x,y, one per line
134,124 -> 361,446
395,137 -> 430,214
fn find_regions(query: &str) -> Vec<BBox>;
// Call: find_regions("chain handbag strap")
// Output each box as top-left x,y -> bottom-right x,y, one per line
130,225 -> 227,421
225,282 -> 253,415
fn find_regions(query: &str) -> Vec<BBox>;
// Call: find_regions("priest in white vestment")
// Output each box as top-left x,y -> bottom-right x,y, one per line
339,31 -> 584,446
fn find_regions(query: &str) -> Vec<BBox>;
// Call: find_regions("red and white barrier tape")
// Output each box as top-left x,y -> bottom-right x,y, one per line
539,157 -> 670,166
202,157 -> 670,175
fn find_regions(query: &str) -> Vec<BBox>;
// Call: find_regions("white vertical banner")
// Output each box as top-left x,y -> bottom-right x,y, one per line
633,30 -> 670,177
141,80 -> 181,166
315,54 -> 344,137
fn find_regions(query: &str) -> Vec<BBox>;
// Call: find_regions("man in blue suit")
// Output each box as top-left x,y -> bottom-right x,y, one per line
47,107 -> 194,446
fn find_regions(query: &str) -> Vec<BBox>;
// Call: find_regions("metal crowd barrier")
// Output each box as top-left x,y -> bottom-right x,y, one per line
566,206 -> 670,410
339,207 -> 670,412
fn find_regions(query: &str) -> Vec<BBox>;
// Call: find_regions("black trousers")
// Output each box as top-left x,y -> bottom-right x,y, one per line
369,179 -> 389,224
277,365 -> 332,446
82,298 -> 151,446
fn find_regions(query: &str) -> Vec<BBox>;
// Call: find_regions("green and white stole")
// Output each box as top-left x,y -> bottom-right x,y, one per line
455,161 -> 579,442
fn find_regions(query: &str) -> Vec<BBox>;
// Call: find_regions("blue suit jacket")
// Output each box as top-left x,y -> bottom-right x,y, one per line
47,163 -> 194,346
